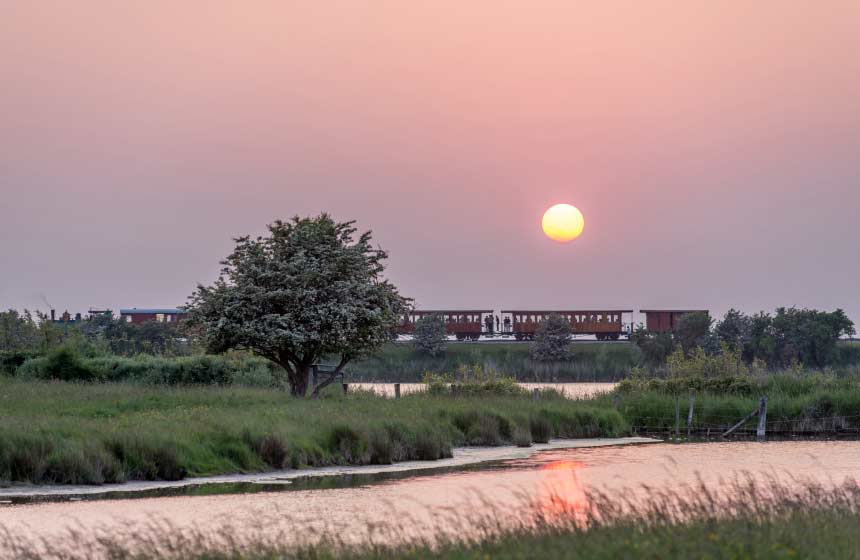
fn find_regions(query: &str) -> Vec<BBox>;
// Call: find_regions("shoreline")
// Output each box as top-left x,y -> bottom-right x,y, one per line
0,437 -> 658,501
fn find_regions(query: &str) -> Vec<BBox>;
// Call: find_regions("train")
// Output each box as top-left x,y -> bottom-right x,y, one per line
394,309 -> 708,341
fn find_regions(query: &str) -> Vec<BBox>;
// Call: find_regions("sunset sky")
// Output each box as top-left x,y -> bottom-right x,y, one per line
2,2 -> 859,324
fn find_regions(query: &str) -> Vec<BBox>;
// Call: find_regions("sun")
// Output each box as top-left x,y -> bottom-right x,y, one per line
542,203 -> 585,243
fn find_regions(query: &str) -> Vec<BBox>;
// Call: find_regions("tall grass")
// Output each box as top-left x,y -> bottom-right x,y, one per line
2,477 -> 859,559
0,378 -> 628,485
607,372 -> 860,433
347,342 -> 644,382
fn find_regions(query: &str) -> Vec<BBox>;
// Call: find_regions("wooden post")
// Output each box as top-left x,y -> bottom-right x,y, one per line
723,406 -> 760,437
674,396 -> 680,437
309,365 -> 316,391
533,388 -> 540,401
342,383 -> 349,395
394,383 -> 401,400
756,396 -> 768,440
687,395 -> 695,438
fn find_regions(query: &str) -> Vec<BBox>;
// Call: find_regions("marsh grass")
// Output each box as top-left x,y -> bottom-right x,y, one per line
0,378 -> 627,485
2,477 -> 859,559
347,342 -> 643,382
607,372 -> 860,433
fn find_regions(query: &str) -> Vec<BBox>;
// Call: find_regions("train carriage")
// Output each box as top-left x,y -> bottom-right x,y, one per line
394,309 -> 494,341
501,309 -> 633,341
641,310 -> 709,333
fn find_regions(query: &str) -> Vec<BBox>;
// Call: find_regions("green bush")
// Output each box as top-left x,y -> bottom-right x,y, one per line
17,352 -> 283,387
529,415 -> 553,443
45,346 -> 95,381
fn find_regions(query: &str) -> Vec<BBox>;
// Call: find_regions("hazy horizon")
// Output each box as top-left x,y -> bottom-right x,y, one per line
2,2 -> 859,325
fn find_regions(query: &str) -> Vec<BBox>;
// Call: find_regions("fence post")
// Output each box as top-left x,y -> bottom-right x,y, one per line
533,388 -> 540,401
756,395 -> 768,441
394,383 -> 401,400
309,365 -> 316,391
674,396 -> 681,437
342,383 -> 349,395
687,394 -> 695,438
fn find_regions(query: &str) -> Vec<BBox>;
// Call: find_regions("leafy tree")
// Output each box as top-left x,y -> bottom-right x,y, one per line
769,307 -> 854,368
530,314 -> 572,362
675,312 -> 713,355
186,215 -> 407,397
0,309 -> 40,352
413,314 -> 447,356
715,308 -> 752,351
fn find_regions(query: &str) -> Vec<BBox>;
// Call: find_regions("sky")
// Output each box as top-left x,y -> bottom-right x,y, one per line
2,1 -> 859,326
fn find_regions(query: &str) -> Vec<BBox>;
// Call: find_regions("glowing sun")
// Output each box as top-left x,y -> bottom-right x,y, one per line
542,203 -> 585,243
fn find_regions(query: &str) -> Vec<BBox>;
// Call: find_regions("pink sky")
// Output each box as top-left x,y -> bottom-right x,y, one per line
2,2 -> 859,323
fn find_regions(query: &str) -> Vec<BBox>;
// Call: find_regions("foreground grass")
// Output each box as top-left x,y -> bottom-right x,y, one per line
0,378 -> 627,485
348,342 -> 644,382
4,478 -> 860,559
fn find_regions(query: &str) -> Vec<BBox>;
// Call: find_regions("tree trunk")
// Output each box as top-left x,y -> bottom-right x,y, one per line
290,365 -> 311,397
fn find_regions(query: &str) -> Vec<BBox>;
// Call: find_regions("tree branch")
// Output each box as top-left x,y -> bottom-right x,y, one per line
310,355 -> 351,398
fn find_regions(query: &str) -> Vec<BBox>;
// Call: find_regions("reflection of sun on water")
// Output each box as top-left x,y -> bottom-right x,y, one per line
538,460 -> 589,522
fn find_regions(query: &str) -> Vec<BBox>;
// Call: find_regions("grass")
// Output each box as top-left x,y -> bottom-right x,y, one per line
347,342 -> 644,382
0,378 -> 628,485
605,372 -> 860,434
3,477 -> 860,559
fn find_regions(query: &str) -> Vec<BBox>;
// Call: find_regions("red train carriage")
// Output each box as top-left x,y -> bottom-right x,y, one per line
501,310 -> 632,341
641,310 -> 709,333
394,310 -> 494,341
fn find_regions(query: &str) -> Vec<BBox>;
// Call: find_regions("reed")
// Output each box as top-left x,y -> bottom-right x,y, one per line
0,378 -> 627,485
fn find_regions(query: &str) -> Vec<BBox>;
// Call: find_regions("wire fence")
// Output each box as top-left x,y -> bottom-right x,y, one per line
627,412 -> 860,436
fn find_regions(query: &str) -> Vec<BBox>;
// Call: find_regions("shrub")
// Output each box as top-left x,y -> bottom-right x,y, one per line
44,346 -> 94,381
0,350 -> 33,375
529,415 -> 553,443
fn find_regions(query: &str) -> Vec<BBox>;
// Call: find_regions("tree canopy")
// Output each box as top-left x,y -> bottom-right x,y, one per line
186,215 -> 407,397
413,314 -> 447,356
530,314 -> 572,362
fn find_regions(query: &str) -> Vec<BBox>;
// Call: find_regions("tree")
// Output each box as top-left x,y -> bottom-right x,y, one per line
715,309 -> 752,350
0,309 -> 40,352
675,312 -> 713,355
186,215 -> 407,397
413,314 -> 447,356
769,307 -> 854,368
530,314 -> 572,362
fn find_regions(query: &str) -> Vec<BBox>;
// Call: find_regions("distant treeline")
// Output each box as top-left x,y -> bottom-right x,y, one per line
1,307 -> 858,385
630,307 -> 856,370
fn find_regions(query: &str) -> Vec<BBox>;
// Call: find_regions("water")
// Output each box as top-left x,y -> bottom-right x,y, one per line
2,440 -> 859,552
351,382 -> 617,398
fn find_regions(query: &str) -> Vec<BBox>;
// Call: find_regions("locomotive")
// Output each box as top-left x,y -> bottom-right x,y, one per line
394,309 -> 706,341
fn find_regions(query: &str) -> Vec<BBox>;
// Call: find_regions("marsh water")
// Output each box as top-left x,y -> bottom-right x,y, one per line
2,440 -> 859,551
351,382 -> 618,398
